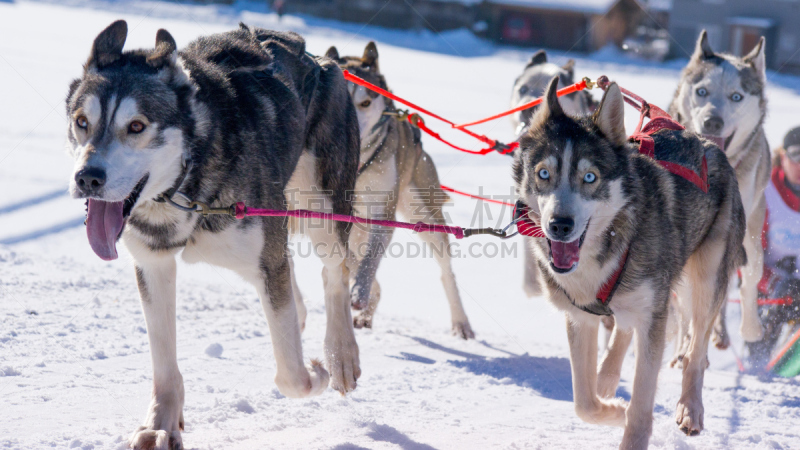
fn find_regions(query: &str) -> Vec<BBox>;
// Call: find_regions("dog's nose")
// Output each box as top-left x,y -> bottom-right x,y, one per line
74,167 -> 106,195
703,116 -> 724,135
548,216 -> 574,240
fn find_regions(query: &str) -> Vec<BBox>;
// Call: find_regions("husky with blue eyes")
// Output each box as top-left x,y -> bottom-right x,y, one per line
669,30 -> 771,352
510,50 -> 596,299
514,77 -> 745,446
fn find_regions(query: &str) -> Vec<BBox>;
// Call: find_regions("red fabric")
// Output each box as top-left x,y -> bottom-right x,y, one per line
513,203 -> 546,238
234,202 -> 466,239
772,165 -> 800,212
628,108 -> 709,193
597,250 -> 628,305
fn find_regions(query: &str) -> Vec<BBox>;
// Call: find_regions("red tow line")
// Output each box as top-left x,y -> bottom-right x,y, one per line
342,71 -> 597,156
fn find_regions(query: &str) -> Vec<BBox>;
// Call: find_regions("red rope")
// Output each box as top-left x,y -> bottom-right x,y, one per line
343,70 -> 515,154
412,115 -> 517,155
728,297 -> 793,306
440,185 -> 515,207
453,79 -> 589,129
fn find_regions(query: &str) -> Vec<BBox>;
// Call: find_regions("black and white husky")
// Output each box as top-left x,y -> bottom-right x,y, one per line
66,21 -> 361,449
514,78 -> 745,447
669,31 -> 771,348
320,42 -> 474,338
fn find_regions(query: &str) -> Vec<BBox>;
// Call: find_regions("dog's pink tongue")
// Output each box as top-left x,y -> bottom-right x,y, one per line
86,199 -> 124,261
550,239 -> 581,270
706,135 -> 726,151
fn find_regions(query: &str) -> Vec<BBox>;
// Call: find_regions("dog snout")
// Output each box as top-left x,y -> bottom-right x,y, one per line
703,116 -> 724,135
548,216 -> 574,240
74,167 -> 106,196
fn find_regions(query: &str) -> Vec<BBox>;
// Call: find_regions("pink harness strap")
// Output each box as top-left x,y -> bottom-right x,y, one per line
234,203 -> 466,239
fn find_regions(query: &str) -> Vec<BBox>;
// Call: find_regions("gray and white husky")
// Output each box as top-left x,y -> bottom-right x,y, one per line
669,31 -> 771,347
510,50 -> 595,299
320,42 -> 474,338
514,78 -> 745,446
510,50 -> 595,140
66,21 -> 361,449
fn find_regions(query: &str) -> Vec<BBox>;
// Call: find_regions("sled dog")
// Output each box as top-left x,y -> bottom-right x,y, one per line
669,31 -> 771,348
510,50 -> 596,299
320,42 -> 474,338
513,78 -> 745,447
66,21 -> 361,449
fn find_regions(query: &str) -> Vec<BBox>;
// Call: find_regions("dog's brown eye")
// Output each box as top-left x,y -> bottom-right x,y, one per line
76,116 -> 88,130
359,99 -> 372,108
128,121 -> 146,134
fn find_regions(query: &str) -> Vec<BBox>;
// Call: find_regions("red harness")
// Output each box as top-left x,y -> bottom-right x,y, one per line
515,98 -> 709,315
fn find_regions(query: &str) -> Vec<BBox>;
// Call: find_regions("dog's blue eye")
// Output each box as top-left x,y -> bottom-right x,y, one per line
538,168 -> 550,180
696,87 -> 708,97
584,172 -> 596,183
731,92 -> 743,102
519,85 -> 529,95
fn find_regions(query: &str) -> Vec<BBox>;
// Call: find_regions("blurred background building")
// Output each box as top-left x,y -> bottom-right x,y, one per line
271,0 -> 800,72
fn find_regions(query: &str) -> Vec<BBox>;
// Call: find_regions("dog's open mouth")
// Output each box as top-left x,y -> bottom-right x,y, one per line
704,131 -> 735,152
85,175 -> 148,261
547,226 -> 588,274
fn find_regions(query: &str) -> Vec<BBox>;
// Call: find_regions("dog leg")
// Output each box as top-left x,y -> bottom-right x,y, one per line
288,256 -> 307,332
351,226 -> 393,320
620,301 -> 668,450
669,284 -> 692,369
739,209 -> 766,342
675,243 -> 729,436
254,254 -> 329,398
308,222 -> 360,394
522,249 -> 543,297
129,255 -> 185,450
712,301 -> 730,349
566,313 -> 627,428
399,177 -> 473,339
353,280 -> 381,329
597,324 -> 632,399
415,229 -> 474,339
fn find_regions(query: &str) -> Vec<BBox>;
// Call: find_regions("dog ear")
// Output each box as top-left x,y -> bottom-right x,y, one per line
362,41 -> 379,70
561,59 -> 575,79
693,29 -> 715,60
147,29 -> 177,68
541,76 -> 564,119
526,50 -> 547,68
594,82 -> 626,146
744,36 -> 767,81
325,46 -> 340,60
86,20 -> 128,69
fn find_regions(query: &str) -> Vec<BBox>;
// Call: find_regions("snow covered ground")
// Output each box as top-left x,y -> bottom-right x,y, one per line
1,1 -> 800,448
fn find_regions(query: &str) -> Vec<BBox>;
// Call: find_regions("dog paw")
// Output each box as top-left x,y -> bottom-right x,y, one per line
452,321 -> 475,340
275,360 -> 329,398
129,428 -> 183,450
597,372 -> 620,399
325,330 -> 361,394
350,286 -> 369,311
353,313 -> 373,329
575,397 -> 627,427
675,396 -> 704,436
740,318 -> 764,343
712,328 -> 730,350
